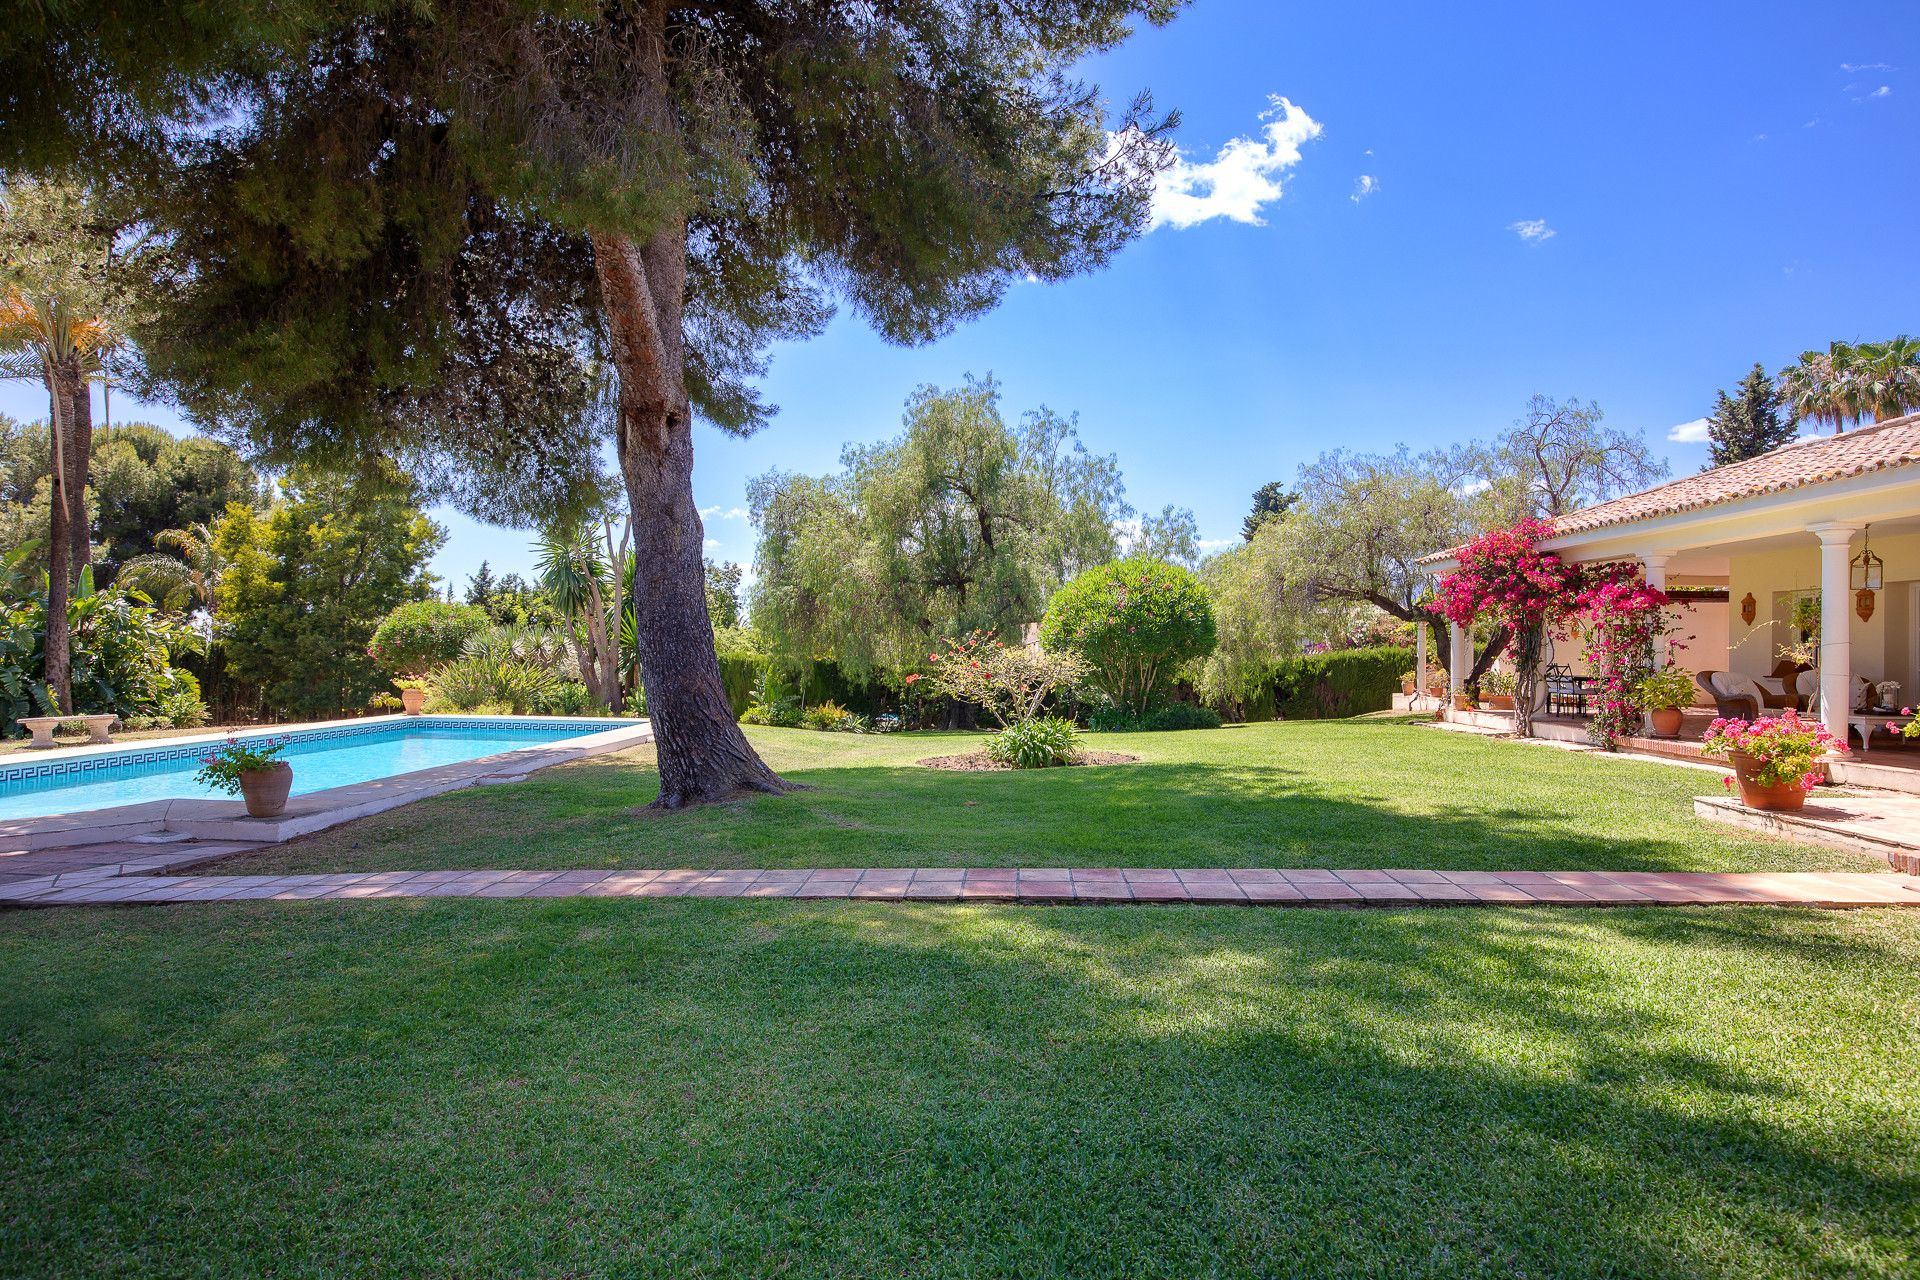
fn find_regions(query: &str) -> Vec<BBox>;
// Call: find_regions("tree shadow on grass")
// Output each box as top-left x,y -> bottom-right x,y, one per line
215,720 -> 1872,876
7,899 -> 1911,1277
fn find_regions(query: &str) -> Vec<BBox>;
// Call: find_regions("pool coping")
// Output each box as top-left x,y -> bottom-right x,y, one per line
0,715 -> 654,850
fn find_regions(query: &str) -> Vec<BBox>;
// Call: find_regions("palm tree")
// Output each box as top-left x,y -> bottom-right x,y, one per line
1778,342 -> 1864,434
0,178 -> 148,712
1779,337 -> 1920,434
1852,336 -> 1920,422
535,524 -> 622,710
116,522 -> 225,616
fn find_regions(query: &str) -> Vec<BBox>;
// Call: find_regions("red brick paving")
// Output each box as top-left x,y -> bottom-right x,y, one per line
5,862 -> 1917,908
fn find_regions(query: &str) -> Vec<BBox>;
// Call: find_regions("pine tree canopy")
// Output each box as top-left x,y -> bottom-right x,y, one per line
3,1 -> 1179,523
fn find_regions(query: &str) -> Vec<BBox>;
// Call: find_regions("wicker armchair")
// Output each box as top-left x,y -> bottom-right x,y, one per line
1695,671 -> 1760,721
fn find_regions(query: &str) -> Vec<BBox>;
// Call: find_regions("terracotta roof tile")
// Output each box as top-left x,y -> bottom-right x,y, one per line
1420,413 -> 1920,563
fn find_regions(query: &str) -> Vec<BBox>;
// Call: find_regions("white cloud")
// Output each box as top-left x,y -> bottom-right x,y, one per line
699,505 -> 749,521
1507,218 -> 1556,244
1195,537 -> 1236,552
1873,85 -> 1893,98
1842,62 -> 1896,72
1351,174 -> 1379,203
1145,95 -> 1323,230
703,537 -> 722,551
1456,477 -> 1493,496
1667,418 -> 1711,444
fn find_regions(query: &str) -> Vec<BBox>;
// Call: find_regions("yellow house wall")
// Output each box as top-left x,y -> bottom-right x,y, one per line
1726,530 -> 1920,700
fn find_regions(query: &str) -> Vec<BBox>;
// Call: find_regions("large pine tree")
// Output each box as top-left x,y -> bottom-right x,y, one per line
3,1 -> 1183,806
1706,363 -> 1795,467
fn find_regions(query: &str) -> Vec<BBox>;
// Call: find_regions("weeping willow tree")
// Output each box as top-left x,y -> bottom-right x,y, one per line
4,0 -> 1183,805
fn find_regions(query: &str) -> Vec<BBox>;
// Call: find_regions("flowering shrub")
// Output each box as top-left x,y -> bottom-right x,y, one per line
1480,668 -> 1517,697
194,736 -> 290,795
1040,558 -> 1215,714
369,601 -> 491,677
1434,518 -> 1578,633
1887,709 -> 1917,740
1571,566 -> 1682,744
1701,710 -> 1843,791
908,630 -> 1089,728
1433,519 -> 1578,733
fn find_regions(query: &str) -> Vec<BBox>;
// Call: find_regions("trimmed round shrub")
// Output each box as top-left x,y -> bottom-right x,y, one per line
985,715 -> 1080,768
1040,558 -> 1217,714
369,601 -> 491,677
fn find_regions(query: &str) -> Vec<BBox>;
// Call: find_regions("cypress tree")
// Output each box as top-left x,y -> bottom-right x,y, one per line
1706,363 -> 1796,467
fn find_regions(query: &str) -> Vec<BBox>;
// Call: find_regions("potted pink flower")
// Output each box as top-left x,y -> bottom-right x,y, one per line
196,736 -> 294,818
1700,710 -> 1842,811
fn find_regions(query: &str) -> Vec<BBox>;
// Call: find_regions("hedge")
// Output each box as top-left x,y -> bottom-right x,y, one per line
1256,645 -> 1412,721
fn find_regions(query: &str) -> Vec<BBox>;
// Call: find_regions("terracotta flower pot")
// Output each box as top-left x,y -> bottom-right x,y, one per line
1649,707 -> 1684,738
1453,693 -> 1474,711
1400,680 -> 1416,695
400,687 -> 426,715
1726,750 -> 1807,812
1426,683 -> 1447,698
1485,694 -> 1515,710
239,762 -> 294,818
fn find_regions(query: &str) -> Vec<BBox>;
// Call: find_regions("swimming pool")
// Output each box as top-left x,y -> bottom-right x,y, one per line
0,717 -> 637,822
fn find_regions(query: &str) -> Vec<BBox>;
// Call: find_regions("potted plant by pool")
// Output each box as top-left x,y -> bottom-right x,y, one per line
394,678 -> 430,716
1701,711 -> 1842,812
1399,669 -> 1417,696
1480,668 -> 1517,711
196,736 -> 294,818
1635,665 -> 1696,738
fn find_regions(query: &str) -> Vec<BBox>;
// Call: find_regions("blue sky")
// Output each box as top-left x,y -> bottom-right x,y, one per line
6,0 -> 1916,593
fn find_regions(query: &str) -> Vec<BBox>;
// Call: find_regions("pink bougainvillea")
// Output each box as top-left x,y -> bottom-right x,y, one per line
1434,518 -> 1579,634
1434,522 -> 1696,745
1570,564 -> 1684,745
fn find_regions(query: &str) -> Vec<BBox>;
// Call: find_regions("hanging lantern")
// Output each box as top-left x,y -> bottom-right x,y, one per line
1851,527 -> 1884,592
1740,592 -> 1756,626
1851,527 -> 1883,622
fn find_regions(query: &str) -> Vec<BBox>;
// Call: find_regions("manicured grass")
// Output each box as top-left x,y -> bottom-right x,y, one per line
2,901 -> 1914,1277
225,719 -> 1876,875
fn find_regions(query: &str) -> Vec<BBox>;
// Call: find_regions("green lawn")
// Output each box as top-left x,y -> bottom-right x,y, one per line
2,900 -> 1914,1278
222,719 -> 1876,876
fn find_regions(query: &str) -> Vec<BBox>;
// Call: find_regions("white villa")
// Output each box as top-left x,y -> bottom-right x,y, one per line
1417,413 -> 1920,783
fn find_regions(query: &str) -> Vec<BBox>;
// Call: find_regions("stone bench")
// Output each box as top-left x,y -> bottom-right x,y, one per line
16,714 -> 120,749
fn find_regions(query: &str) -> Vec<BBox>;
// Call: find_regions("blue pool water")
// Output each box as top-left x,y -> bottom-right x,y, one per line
0,717 -> 633,822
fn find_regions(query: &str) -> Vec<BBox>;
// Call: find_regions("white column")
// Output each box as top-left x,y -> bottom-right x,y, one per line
1414,616 -> 1428,708
1448,622 -> 1466,696
1809,522 -> 1859,743
1640,553 -> 1671,663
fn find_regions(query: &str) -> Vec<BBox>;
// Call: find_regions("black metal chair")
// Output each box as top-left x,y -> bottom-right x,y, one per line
1544,664 -> 1587,717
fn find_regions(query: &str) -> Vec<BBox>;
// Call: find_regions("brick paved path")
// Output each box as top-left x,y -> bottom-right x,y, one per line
4,848 -> 1918,908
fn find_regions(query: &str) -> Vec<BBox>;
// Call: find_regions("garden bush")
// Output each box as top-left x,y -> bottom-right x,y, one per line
1040,558 -> 1216,714
369,601 -> 491,677
0,576 -> 206,732
536,681 -> 598,717
1266,645 -> 1411,720
427,654 -> 561,714
1088,702 -> 1223,732
985,715 -> 1080,768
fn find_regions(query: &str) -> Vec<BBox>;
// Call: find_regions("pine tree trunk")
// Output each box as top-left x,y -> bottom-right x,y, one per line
591,225 -> 795,808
